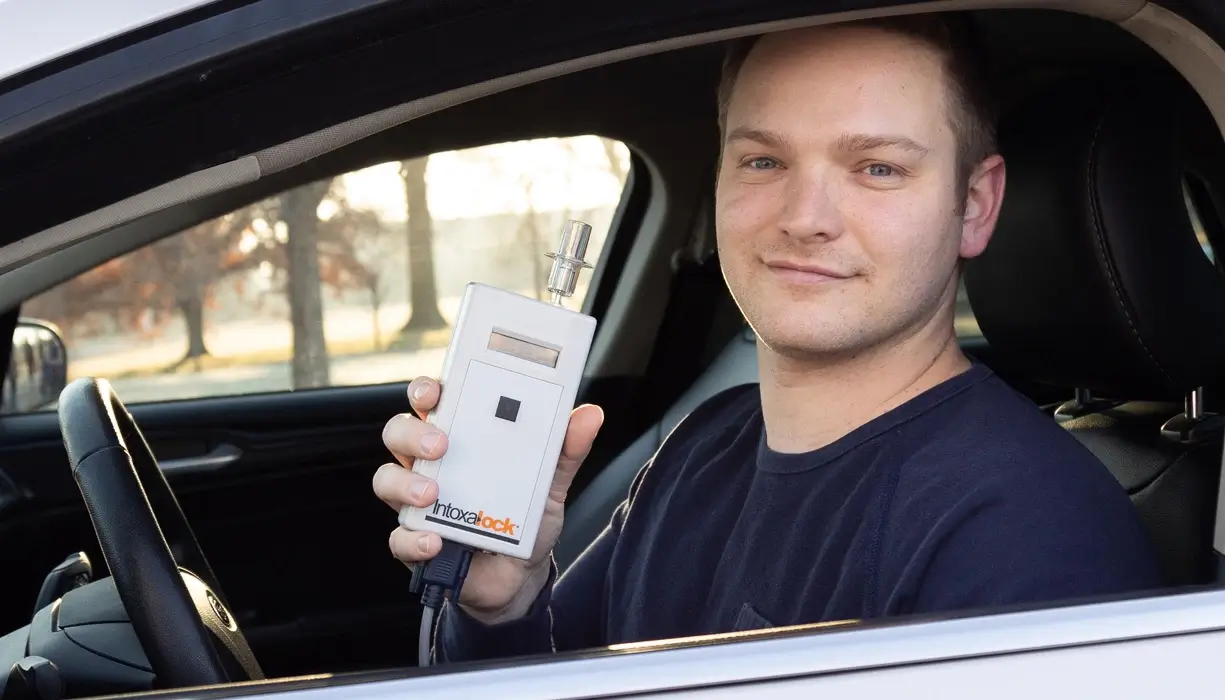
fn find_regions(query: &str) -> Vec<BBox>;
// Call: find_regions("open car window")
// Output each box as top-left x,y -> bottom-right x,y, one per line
9,136 -> 631,408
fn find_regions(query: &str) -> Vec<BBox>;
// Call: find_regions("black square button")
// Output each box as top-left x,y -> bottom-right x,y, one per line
495,396 -> 521,422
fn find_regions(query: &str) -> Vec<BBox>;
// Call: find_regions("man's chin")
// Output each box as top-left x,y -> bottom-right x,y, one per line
753,325 -> 863,361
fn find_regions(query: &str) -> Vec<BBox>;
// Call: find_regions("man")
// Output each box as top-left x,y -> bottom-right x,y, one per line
373,14 -> 1162,661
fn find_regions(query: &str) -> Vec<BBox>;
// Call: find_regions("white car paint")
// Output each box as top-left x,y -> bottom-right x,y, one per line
0,0 -> 218,82
228,587 -> 1225,698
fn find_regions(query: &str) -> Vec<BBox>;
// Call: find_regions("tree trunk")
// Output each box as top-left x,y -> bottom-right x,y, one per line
281,181 -> 332,389
399,157 -> 447,333
369,278 -> 383,352
180,295 -> 209,359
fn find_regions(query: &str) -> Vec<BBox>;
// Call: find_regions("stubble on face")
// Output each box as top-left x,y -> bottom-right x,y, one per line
715,24 -> 966,364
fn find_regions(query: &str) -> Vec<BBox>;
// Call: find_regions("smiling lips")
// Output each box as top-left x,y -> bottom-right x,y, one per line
763,259 -> 854,284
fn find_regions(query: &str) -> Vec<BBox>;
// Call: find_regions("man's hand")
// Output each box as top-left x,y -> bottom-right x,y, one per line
373,375 -> 603,624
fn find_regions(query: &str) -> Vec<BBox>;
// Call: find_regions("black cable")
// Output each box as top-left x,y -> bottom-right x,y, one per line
414,541 -> 474,667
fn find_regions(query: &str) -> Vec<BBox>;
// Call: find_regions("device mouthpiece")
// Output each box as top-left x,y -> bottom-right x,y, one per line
545,219 -> 594,304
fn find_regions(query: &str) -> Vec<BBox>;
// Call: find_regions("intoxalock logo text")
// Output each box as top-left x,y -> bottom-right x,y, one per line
426,501 -> 519,542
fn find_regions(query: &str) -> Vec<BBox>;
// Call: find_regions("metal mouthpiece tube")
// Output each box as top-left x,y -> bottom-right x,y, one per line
546,220 -> 594,305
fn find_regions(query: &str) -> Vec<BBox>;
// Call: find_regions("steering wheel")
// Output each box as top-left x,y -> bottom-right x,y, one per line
57,377 -> 263,688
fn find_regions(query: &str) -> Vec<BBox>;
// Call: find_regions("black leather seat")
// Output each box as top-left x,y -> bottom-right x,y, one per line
964,71 -> 1225,587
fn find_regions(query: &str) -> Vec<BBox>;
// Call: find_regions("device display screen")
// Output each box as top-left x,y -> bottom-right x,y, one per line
488,330 -> 560,368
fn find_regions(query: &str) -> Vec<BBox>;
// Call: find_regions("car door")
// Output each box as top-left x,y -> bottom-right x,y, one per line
0,135 -> 649,678
75,581 -> 1225,698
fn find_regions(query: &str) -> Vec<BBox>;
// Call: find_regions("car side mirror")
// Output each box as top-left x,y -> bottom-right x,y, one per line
2,318 -> 68,415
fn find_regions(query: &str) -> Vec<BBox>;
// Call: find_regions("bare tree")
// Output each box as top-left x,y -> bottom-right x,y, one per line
24,175 -> 389,384
360,250 -> 390,351
23,209 -> 260,371
279,180 -> 333,389
153,209 -> 259,369
398,157 -> 447,334
317,206 -> 392,352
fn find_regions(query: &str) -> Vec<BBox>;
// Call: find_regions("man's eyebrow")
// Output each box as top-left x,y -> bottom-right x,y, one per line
834,133 -> 931,156
725,127 -> 791,150
725,129 -> 932,156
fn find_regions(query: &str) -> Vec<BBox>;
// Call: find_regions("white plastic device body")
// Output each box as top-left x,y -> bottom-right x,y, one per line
398,282 -> 597,559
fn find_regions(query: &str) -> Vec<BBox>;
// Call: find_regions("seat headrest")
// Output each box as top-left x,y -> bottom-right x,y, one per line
964,71 -> 1225,399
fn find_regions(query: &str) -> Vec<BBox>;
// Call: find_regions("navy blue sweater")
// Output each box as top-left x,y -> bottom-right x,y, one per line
436,363 -> 1162,660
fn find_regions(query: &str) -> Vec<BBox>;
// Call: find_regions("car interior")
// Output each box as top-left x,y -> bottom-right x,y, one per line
2,1 -> 1225,697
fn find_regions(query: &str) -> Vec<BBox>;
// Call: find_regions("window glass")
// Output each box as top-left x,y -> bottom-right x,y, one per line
1184,176 -> 1218,265
17,136 -> 631,407
954,279 -> 981,340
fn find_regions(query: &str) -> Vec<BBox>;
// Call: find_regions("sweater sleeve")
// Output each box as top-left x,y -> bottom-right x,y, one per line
433,496 -> 632,662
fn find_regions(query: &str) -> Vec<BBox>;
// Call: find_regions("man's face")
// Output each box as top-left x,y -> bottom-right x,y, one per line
716,24 -> 1001,360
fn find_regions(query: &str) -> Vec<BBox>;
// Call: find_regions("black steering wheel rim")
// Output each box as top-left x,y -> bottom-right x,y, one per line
58,377 -> 262,688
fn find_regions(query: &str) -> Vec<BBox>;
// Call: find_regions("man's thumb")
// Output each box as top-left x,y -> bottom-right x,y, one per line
553,404 -> 604,487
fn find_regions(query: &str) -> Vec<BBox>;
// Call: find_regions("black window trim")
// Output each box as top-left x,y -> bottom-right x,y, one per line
0,0 -> 399,144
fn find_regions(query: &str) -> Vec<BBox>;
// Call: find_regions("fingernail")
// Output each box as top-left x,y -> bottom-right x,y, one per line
411,480 -> 429,501
411,381 -> 430,402
417,534 -> 432,554
383,414 -> 408,445
420,431 -> 441,455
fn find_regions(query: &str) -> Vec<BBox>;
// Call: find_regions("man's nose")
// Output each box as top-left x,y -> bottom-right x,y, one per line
777,171 -> 844,241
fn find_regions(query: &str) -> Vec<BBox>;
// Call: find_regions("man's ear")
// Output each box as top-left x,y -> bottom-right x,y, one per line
959,154 -> 1006,259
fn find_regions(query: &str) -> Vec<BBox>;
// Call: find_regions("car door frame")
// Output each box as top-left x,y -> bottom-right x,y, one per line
92,585 -> 1225,698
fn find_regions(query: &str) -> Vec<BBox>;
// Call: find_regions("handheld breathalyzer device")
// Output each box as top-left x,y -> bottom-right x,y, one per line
399,220 -> 597,561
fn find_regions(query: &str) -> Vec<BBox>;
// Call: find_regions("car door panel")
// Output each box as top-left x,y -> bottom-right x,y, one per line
0,382 -> 407,676
0,374 -> 641,677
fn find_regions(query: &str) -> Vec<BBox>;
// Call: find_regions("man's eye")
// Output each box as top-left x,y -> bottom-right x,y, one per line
865,163 -> 895,177
744,157 -> 780,170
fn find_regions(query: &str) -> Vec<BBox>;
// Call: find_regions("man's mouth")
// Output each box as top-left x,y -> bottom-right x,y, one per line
762,258 -> 854,283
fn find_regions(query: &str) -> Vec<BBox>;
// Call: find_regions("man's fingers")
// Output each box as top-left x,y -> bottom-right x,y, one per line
550,404 -> 604,502
407,376 -> 441,420
373,463 -> 439,511
382,411 -> 449,468
389,527 -> 442,564
383,378 -> 445,567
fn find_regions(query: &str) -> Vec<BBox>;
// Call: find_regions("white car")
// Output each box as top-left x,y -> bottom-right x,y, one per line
1,0 -> 1224,698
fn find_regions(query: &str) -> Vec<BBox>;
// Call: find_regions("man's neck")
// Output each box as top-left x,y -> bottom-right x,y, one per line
757,325 -> 971,454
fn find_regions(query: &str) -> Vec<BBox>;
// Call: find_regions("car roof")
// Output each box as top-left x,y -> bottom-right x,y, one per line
2,0 -> 1220,90
0,0 -> 219,83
